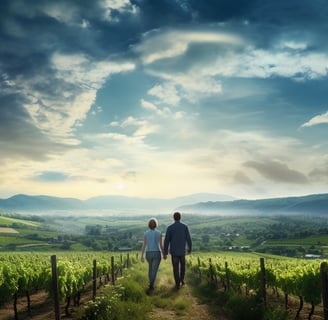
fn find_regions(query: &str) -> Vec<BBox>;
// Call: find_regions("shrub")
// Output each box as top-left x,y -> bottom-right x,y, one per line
82,273 -> 151,320
263,306 -> 291,320
223,293 -> 264,320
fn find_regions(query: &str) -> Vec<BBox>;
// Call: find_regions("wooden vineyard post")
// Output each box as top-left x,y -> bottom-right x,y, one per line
260,258 -> 267,307
120,254 -> 123,276
225,261 -> 230,291
197,257 -> 201,280
209,258 -> 214,282
320,262 -> 328,320
51,255 -> 60,320
92,259 -> 97,301
111,256 -> 115,285
127,253 -> 130,269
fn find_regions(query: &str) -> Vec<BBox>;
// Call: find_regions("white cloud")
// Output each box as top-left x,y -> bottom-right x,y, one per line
148,83 -> 181,106
52,53 -> 135,89
141,99 -> 172,118
137,32 -> 328,111
101,0 -> 138,21
136,30 -> 242,64
279,40 -> 308,50
146,70 -> 222,104
141,99 -> 157,111
111,116 -> 159,137
21,53 -> 135,144
134,124 -> 159,137
210,48 -> 328,80
301,111 -> 328,127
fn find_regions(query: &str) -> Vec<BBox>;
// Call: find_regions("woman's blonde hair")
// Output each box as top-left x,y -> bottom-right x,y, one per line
148,218 -> 158,230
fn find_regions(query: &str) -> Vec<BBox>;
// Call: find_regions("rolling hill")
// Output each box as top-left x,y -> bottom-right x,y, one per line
178,193 -> 328,215
0,193 -> 234,212
0,192 -> 327,215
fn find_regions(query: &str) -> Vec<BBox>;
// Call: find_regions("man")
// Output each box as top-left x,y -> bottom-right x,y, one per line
163,211 -> 192,290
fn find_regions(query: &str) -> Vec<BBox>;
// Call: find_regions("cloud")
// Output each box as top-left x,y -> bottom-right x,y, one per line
301,110 -> 328,127
204,47 -> 328,80
0,96 -> 70,162
34,171 -> 69,182
309,165 -> 328,182
141,99 -> 184,119
244,160 -> 308,184
118,116 -> 159,137
141,99 -> 158,111
135,29 -> 243,64
147,83 -> 181,106
20,53 -> 135,144
0,0 -> 139,161
234,171 -> 254,185
146,70 -> 222,105
137,28 -> 328,110
100,0 -> 138,21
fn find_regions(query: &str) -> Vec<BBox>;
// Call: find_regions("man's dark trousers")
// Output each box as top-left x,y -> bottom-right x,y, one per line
171,255 -> 185,288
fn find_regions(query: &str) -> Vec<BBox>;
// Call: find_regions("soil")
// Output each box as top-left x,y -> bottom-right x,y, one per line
0,283 -> 95,320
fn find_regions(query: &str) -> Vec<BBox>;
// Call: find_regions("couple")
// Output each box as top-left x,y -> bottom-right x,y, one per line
141,212 -> 192,293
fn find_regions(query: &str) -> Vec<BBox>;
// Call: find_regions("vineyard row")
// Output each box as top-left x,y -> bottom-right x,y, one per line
0,252 -> 136,320
187,254 -> 328,320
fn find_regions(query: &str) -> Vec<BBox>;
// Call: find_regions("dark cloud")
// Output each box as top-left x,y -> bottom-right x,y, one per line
0,93 -> 70,162
248,0 -> 328,50
188,0 -> 256,21
309,167 -> 328,182
244,160 -> 309,184
250,0 -> 328,27
132,0 -> 191,28
234,171 -> 254,185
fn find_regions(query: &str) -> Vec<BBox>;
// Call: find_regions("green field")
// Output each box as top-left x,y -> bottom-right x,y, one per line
0,211 -> 328,258
0,215 -> 41,227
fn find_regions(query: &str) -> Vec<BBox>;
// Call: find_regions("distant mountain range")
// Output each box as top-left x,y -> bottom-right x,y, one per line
0,193 -> 235,213
179,193 -> 328,215
0,193 -> 327,215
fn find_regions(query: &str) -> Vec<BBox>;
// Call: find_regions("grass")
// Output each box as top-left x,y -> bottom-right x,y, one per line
263,234 -> 328,245
172,297 -> 190,315
0,216 -> 41,227
81,257 -> 195,320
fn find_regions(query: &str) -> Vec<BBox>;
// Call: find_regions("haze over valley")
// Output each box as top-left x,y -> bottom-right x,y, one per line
1,192 -> 327,216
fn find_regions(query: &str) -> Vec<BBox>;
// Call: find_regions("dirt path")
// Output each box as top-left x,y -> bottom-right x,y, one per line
145,261 -> 227,320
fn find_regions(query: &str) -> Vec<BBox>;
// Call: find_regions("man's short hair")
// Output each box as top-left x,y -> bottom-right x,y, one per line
173,211 -> 181,221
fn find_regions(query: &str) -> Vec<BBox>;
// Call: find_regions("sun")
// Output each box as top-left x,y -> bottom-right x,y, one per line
115,183 -> 125,191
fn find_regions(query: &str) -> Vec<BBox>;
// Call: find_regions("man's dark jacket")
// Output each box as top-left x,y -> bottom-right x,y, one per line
164,221 -> 192,256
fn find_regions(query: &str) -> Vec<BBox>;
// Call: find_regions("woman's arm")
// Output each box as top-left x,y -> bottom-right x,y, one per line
141,236 -> 147,262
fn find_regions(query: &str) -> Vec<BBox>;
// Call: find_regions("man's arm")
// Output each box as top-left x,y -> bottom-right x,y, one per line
185,226 -> 192,253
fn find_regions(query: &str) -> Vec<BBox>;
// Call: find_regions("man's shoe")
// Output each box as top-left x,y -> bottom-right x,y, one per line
181,280 -> 185,286
146,285 -> 154,295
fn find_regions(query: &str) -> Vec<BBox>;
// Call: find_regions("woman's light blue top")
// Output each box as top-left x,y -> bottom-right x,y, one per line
144,229 -> 161,252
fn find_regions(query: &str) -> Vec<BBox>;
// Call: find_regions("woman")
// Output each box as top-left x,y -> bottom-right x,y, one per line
141,218 -> 164,293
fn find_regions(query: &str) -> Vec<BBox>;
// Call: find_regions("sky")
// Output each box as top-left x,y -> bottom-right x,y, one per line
1,0 -> 328,201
